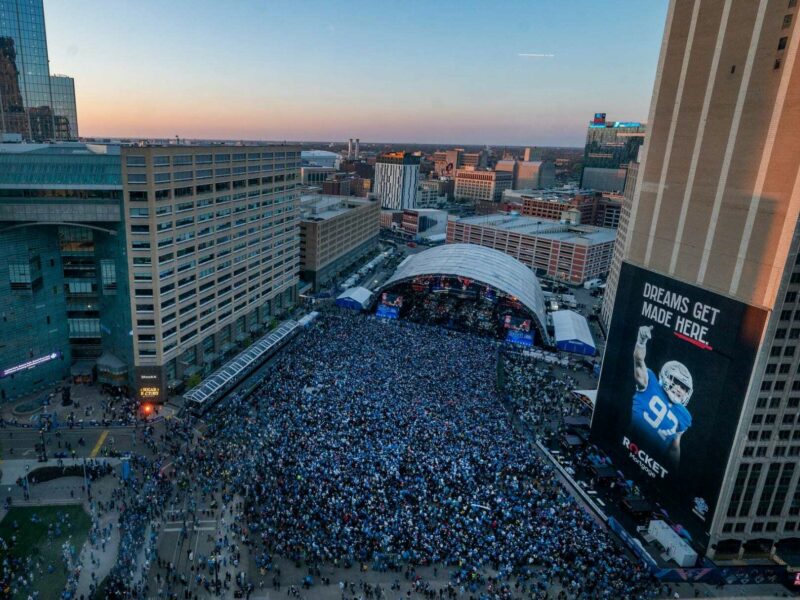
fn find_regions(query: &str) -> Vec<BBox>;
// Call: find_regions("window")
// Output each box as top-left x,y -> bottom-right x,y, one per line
783,14 -> 793,29
127,173 -> 147,184
155,172 -> 171,184
126,155 -> 146,166
101,259 -> 117,293
786,291 -> 797,303
129,191 -> 148,202
129,207 -> 149,218
154,155 -> 170,167
779,37 -> 789,51
775,59 -> 782,70
9,258 -> 42,292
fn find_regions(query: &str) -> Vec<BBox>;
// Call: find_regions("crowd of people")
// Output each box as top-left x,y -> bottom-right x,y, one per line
501,352 -> 587,435
147,310 -> 656,599
4,309 -> 661,599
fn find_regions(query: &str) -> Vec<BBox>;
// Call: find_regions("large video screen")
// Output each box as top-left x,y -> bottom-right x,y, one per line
506,330 -> 534,347
376,304 -> 399,319
590,262 -> 767,548
503,315 -> 532,332
381,292 -> 403,307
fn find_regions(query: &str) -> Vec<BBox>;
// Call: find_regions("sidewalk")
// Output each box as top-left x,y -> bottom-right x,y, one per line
74,501 -> 121,599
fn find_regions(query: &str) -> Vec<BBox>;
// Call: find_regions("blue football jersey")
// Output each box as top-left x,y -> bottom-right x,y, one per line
630,368 -> 692,453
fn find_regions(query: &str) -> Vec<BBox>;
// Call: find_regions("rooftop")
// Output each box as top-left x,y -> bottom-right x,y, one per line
455,214 -> 617,245
0,142 -> 122,188
300,194 -> 373,221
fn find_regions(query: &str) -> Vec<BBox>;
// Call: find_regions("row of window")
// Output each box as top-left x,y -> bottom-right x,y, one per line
126,164 -> 300,185
128,178 -> 297,204
126,151 -> 299,167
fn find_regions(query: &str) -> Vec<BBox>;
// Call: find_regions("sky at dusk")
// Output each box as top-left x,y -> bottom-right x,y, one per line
44,0 -> 668,147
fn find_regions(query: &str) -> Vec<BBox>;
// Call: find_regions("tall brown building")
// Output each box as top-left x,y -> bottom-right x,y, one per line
593,0 -> 800,561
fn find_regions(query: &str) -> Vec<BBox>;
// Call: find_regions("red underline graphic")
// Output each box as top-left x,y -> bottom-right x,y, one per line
673,331 -> 713,351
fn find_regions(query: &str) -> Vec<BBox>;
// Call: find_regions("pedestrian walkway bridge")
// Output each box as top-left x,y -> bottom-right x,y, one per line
184,319 -> 301,414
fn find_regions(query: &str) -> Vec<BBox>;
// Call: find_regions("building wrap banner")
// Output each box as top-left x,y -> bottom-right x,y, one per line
590,262 -> 767,548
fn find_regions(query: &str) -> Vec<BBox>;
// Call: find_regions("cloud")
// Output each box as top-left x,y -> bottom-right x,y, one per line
518,53 -> 555,58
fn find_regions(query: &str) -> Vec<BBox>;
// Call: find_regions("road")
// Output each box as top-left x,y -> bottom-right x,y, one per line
0,420 -> 165,460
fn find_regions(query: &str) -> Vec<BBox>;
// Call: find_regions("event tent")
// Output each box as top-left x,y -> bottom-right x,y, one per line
336,286 -> 373,310
552,310 -> 596,356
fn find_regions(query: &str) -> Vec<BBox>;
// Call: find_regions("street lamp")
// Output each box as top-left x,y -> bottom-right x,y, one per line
39,428 -> 47,462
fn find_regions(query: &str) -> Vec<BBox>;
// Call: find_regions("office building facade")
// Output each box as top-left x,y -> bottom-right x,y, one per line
454,168 -> 513,203
373,152 -> 420,210
0,141 -> 301,403
299,195 -> 379,291
432,148 -> 488,176
0,143 -> 131,401
580,113 -> 645,193
123,144 -> 301,401
0,0 -> 79,141
592,0 -> 800,560
447,214 -> 615,284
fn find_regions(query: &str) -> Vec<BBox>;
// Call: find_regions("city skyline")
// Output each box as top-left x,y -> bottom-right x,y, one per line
43,0 -> 668,146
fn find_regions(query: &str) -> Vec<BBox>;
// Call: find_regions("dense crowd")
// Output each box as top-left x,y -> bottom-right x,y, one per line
5,310 -> 660,599
501,353 -> 586,434
159,311 -> 657,599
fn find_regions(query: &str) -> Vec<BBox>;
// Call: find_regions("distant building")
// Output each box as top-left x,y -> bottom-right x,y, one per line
350,177 -> 371,197
417,179 -> 449,208
523,147 -> 542,162
321,177 -> 350,196
401,209 -> 449,240
380,210 -> 402,230
0,0 -> 79,141
373,152 -> 420,210
299,195 -> 380,291
495,159 -> 554,190
454,168 -> 513,203
447,214 -> 616,284
301,149 -> 340,169
516,161 -> 555,189
301,165 -> 336,186
432,148 -> 488,177
580,114 -> 645,193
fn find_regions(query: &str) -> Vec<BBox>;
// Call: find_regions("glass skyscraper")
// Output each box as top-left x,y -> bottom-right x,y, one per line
0,0 -> 78,141
580,113 -> 645,193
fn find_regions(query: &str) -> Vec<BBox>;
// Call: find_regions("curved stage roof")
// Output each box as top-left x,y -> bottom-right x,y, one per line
378,243 -> 551,344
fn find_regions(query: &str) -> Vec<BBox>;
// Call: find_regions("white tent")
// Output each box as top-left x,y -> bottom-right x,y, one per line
552,310 -> 596,356
336,286 -> 373,310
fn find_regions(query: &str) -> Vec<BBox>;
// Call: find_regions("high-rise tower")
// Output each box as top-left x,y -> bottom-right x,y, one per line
0,0 -> 79,140
593,0 -> 800,560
